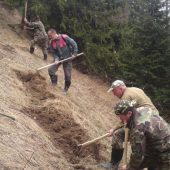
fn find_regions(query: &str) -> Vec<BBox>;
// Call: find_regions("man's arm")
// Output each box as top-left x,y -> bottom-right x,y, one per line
24,18 -> 39,28
24,26 -> 34,31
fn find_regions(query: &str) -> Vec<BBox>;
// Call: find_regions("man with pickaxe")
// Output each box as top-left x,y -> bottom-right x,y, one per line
47,29 -> 78,94
24,14 -> 49,60
114,100 -> 170,170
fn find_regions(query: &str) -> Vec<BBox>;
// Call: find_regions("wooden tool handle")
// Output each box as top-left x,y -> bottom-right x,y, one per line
78,133 -> 109,147
123,128 -> 129,165
37,52 -> 84,71
24,0 -> 28,18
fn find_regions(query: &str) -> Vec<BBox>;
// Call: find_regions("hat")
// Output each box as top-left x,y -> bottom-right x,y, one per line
108,80 -> 125,92
31,14 -> 40,20
114,100 -> 136,115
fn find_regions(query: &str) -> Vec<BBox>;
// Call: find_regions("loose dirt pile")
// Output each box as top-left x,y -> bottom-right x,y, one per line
0,2 -> 120,170
17,72 -> 105,166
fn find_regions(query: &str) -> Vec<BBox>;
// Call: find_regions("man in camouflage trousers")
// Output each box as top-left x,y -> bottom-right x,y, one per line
115,100 -> 170,170
100,80 -> 158,170
24,15 -> 48,60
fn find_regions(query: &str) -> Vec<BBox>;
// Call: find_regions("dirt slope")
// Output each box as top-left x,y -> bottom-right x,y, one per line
0,2 -> 120,170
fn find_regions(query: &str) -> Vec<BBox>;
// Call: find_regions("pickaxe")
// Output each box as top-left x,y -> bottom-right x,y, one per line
36,52 -> 84,73
77,133 -> 109,153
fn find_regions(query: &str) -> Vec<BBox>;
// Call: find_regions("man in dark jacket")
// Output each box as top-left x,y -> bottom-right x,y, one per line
24,15 -> 48,60
47,29 -> 78,94
115,100 -> 170,170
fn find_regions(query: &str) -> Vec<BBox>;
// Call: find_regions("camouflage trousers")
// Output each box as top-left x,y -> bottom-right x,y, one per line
48,61 -> 72,82
31,35 -> 48,55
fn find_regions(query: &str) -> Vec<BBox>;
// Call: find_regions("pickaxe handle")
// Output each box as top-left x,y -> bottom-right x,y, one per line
0,113 -> 15,120
37,52 -> 84,71
123,128 -> 129,165
24,0 -> 28,18
78,133 -> 109,148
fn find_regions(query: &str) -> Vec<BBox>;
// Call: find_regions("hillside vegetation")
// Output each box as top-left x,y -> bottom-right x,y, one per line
0,3 -> 122,170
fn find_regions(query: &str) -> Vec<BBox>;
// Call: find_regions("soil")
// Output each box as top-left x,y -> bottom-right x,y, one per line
0,2 -> 121,170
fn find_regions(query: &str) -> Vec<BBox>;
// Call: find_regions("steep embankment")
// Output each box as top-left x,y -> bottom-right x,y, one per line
0,3 -> 120,170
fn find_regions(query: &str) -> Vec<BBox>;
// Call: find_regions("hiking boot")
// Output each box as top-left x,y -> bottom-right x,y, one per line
63,81 -> 71,95
100,148 -> 123,170
63,89 -> 67,95
30,47 -> 34,54
44,54 -> 47,60
49,75 -> 57,85
99,162 -> 118,170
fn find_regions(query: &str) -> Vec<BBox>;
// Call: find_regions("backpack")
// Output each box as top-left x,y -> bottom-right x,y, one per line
50,34 -> 71,50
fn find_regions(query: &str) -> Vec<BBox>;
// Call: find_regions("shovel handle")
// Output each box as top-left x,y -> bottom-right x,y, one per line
37,52 -> 84,71
24,0 -> 28,18
78,133 -> 109,147
123,128 -> 129,165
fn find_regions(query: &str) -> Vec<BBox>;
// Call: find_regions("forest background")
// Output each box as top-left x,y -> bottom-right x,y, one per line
2,0 -> 170,114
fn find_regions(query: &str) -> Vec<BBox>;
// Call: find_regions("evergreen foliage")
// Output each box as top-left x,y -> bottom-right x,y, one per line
119,0 -> 170,112
1,0 -> 170,113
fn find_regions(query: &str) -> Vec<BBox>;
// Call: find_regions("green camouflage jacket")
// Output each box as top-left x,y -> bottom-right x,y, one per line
25,20 -> 47,38
126,107 -> 170,170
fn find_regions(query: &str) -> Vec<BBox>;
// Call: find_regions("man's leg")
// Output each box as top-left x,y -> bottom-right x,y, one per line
30,39 -> 36,54
100,127 -> 125,169
41,37 -> 48,60
63,61 -> 72,94
48,63 -> 61,85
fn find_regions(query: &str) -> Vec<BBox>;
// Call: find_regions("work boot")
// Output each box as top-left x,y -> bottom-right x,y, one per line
49,75 -> 57,86
30,47 -> 34,54
44,54 -> 47,60
99,162 -> 118,170
63,81 -> 71,95
100,148 -> 124,170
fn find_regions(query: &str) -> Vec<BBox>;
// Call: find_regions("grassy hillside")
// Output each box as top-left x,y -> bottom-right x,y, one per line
0,2 -> 124,170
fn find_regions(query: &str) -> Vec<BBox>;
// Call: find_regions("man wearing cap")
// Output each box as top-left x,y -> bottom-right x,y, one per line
100,80 -> 158,169
108,80 -> 158,114
24,15 -> 49,60
115,100 -> 170,170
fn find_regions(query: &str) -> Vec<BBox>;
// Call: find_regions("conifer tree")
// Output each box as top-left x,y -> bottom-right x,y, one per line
119,0 -> 170,112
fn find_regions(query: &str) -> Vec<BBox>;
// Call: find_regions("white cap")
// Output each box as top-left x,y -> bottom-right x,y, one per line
108,80 -> 125,92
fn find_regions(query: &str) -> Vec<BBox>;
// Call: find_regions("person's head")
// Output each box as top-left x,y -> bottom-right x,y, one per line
48,29 -> 58,40
114,100 -> 136,123
31,14 -> 40,21
108,80 -> 126,99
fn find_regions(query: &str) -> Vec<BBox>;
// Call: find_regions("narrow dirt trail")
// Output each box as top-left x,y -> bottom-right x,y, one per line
0,2 -> 120,170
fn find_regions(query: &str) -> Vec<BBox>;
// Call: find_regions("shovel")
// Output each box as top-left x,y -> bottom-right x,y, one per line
37,52 -> 84,72
77,133 -> 109,153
